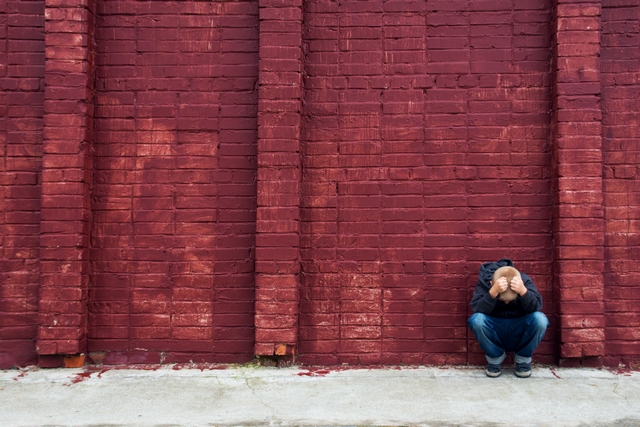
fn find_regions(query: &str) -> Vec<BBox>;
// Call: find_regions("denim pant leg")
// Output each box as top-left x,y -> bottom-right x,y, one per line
511,312 -> 549,360
468,313 -> 506,362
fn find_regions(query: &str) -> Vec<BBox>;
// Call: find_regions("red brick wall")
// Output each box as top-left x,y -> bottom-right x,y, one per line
298,0 -> 555,365
88,1 -> 258,364
0,0 -> 44,368
1,0 -> 639,369
602,0 -> 640,367
37,0 -> 96,363
254,0 -> 303,358
552,1 -> 607,363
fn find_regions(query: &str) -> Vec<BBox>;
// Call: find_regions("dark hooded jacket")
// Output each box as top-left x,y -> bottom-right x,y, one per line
470,258 -> 543,319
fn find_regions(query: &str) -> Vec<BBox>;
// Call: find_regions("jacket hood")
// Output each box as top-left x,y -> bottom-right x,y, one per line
478,258 -> 514,285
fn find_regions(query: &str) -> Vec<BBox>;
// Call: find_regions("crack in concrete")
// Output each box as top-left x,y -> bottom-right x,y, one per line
240,372 -> 276,414
612,380 -> 631,406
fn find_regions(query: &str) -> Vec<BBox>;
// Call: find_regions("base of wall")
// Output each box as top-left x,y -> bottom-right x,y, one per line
37,354 -> 86,368
38,355 -> 63,368
558,356 -> 603,368
256,355 -> 297,368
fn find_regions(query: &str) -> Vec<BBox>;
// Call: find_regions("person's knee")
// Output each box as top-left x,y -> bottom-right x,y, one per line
468,312 -> 488,331
530,311 -> 549,332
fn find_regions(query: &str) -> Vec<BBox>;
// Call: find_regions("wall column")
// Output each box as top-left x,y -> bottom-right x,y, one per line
552,0 -> 606,363
37,0 -> 95,365
254,0 -> 303,359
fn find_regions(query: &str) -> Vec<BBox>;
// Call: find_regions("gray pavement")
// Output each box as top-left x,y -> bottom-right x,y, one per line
1,364 -> 639,427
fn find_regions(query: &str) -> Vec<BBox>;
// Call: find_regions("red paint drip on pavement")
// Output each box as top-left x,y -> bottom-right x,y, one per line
298,368 -> 331,377
69,371 -> 93,384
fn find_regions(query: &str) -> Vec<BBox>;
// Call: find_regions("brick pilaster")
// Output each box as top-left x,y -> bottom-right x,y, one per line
254,0 -> 303,358
37,0 -> 95,359
552,0 -> 605,360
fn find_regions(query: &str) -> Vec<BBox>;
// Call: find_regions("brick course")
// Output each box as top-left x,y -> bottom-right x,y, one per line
0,0 -> 639,369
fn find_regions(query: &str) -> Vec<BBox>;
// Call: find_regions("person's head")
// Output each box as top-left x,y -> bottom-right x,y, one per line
491,266 -> 521,303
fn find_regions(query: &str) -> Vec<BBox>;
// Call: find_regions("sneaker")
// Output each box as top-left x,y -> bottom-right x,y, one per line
515,362 -> 532,378
485,363 -> 502,378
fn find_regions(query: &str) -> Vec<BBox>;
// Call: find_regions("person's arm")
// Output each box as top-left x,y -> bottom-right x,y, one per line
470,277 -> 500,314
510,272 -> 542,313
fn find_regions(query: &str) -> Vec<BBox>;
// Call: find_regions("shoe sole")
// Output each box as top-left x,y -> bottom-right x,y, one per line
515,370 -> 532,378
485,369 -> 502,378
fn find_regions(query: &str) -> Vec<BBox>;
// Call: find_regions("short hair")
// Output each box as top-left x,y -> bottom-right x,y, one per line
492,266 -> 521,303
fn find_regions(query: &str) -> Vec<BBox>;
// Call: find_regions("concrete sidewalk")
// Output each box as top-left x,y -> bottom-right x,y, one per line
1,364 -> 639,427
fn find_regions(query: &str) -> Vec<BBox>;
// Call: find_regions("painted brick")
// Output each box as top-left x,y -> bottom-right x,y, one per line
1,0 -> 640,368
253,0 -> 303,357
600,0 -> 640,367
552,0 -> 608,364
83,1 -> 259,364
0,0 -> 45,368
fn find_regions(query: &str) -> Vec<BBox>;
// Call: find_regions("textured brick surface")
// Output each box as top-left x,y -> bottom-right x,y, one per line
552,0 -> 606,360
1,0 -> 639,369
601,0 -> 640,367
254,0 -> 303,357
37,0 -> 95,359
299,0 -> 555,365
88,1 -> 257,364
0,0 -> 44,368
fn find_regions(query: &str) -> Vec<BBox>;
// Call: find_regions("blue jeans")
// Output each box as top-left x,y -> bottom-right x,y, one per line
468,312 -> 549,365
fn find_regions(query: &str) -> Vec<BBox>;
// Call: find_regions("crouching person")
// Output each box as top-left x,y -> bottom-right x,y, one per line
468,258 -> 549,378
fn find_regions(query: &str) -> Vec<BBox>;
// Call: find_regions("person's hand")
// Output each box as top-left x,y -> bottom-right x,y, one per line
489,277 -> 509,298
509,275 -> 527,297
